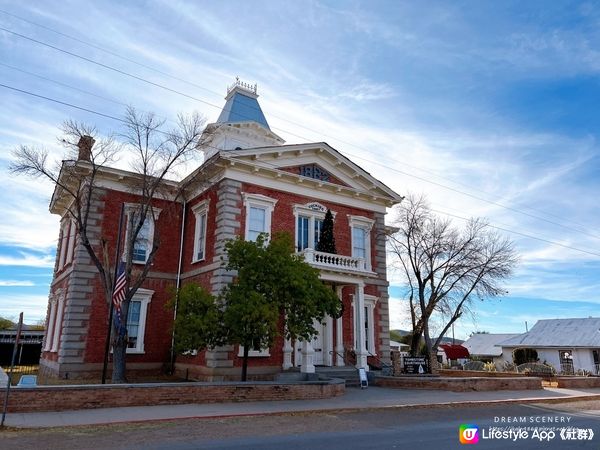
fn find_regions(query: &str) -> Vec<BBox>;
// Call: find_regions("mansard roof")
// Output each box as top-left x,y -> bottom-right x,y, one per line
216,80 -> 270,130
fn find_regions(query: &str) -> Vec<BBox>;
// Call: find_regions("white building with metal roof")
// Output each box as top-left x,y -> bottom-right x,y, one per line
497,318 -> 600,374
462,333 -> 519,366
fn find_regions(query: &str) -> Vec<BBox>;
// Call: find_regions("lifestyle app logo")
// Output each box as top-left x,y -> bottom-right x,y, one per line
460,424 -> 479,444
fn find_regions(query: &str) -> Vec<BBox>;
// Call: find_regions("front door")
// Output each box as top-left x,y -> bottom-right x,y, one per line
294,319 -> 331,367
312,320 -> 324,365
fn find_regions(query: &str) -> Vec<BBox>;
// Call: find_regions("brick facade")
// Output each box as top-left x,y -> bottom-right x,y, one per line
40,85 -> 402,382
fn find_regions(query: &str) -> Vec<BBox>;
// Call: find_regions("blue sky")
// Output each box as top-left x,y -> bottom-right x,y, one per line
0,1 -> 598,338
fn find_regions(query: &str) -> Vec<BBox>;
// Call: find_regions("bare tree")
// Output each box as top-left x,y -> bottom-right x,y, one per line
388,195 -> 518,367
10,107 -> 206,382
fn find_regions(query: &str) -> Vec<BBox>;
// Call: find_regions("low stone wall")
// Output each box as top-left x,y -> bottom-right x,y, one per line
375,376 -> 541,392
440,369 -> 527,378
556,377 -> 600,389
0,379 -> 345,413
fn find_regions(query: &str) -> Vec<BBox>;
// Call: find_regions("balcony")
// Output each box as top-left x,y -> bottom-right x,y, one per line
299,248 -> 373,276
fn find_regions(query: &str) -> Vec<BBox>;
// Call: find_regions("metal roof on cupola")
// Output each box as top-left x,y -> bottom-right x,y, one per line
216,78 -> 271,130
199,78 -> 284,158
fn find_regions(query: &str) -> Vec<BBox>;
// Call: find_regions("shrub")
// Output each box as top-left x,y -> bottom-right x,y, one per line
483,361 -> 497,372
463,360 -> 485,371
499,361 -> 517,372
516,362 -> 556,377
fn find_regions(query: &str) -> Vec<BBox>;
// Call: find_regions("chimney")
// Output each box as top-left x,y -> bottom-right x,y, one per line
77,135 -> 95,161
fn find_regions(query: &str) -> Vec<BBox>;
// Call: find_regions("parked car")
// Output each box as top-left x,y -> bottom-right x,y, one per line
16,375 -> 37,387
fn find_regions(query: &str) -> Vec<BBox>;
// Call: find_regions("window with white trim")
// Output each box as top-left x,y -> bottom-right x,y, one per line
57,219 -> 69,270
50,293 -> 65,353
243,193 -> 277,241
192,200 -> 209,262
43,296 -> 57,352
293,203 -> 330,251
66,219 -> 76,264
124,205 -> 162,264
349,215 -> 374,270
126,288 -> 153,353
364,295 -> 378,355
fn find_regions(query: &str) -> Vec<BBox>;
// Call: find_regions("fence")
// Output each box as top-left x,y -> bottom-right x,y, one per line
1,364 -> 38,386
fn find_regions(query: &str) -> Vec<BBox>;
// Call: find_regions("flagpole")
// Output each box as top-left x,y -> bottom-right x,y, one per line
101,204 -> 125,384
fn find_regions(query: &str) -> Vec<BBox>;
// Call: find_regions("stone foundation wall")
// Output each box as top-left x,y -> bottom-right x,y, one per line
440,369 -> 527,378
375,375 -> 541,392
556,377 -> 600,388
1,380 -> 345,413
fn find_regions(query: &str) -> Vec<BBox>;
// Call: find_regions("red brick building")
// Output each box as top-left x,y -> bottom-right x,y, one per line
39,80 -> 403,381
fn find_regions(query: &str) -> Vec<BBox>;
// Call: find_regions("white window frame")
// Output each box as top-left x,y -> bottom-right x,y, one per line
43,295 -> 58,352
242,193 -> 277,241
348,215 -> 374,270
293,203 -> 334,252
50,292 -> 65,353
126,288 -> 153,354
238,345 -> 271,358
57,219 -> 69,270
66,219 -> 76,265
351,294 -> 379,356
364,295 -> 378,355
192,200 -> 209,263
124,204 -> 162,264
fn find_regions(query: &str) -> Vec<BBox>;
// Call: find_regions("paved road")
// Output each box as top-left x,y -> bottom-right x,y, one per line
2,403 -> 599,449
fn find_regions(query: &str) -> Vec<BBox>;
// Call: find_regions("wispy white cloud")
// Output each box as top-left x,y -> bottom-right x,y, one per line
0,253 -> 55,268
0,293 -> 48,322
0,280 -> 35,286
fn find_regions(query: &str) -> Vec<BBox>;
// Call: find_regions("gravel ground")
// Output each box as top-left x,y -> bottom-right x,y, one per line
0,407 -> 460,450
2,401 -> 598,450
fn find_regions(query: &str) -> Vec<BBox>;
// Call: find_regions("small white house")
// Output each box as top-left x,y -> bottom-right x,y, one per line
463,333 -> 519,367
498,318 -> 600,375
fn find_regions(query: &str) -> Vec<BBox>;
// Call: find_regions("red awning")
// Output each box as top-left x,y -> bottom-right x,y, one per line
440,344 -> 470,360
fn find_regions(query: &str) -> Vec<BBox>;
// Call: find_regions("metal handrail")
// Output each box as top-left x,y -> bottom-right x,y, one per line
329,350 -> 353,366
367,351 -> 393,372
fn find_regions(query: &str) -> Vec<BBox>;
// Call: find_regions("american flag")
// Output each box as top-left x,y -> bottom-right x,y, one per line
112,262 -> 127,328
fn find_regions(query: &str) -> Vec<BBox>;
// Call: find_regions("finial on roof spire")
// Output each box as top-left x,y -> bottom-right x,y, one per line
227,77 -> 258,96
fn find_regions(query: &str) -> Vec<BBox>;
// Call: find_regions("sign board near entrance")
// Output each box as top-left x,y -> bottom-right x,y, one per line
403,356 -> 429,374
358,368 -> 368,389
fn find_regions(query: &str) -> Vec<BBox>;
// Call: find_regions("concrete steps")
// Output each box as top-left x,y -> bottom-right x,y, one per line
316,366 -> 361,386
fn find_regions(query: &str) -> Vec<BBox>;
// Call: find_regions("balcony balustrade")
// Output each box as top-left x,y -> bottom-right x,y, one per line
299,248 -> 371,275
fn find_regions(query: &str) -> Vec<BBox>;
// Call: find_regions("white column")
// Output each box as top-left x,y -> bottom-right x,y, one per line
282,338 -> 293,370
323,315 -> 333,366
300,339 -> 315,373
354,281 -> 368,370
51,295 -> 65,353
43,298 -> 57,352
335,285 -> 345,366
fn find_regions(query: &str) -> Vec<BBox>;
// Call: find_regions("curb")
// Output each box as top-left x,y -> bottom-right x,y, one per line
6,393 -> 600,429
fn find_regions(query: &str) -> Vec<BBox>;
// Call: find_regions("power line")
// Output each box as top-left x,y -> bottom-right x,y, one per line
3,22 -> 598,241
0,16 -> 600,232
2,24 -> 598,243
3,10 -> 594,235
2,82 -> 599,260
431,207 -> 600,259
0,62 -> 176,125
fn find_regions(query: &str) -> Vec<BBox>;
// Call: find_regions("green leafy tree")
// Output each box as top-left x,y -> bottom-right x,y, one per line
222,232 -> 341,381
316,209 -> 336,254
170,283 -> 224,354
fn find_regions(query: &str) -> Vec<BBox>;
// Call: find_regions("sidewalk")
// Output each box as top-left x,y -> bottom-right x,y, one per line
5,385 -> 600,428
